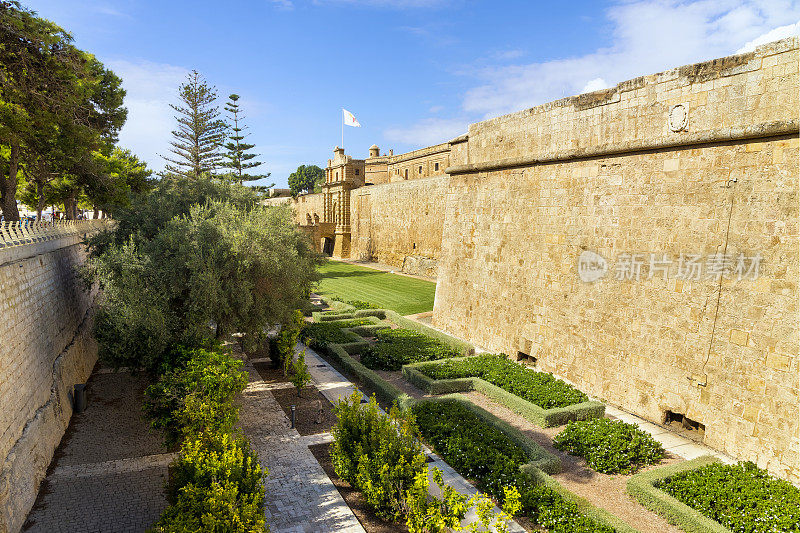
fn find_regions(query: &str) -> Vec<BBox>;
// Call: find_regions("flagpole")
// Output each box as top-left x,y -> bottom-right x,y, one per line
341,109 -> 344,149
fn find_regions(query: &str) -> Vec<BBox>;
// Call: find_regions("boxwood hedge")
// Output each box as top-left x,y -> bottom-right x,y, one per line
360,328 -> 461,371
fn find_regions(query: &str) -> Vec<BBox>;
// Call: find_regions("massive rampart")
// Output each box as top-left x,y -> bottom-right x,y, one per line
273,38 -> 798,482
434,38 -> 798,482
0,221 -> 102,532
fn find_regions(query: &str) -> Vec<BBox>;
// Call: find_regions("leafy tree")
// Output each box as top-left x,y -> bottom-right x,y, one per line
83,178 -> 321,371
290,350 -> 311,397
0,2 -> 127,219
288,164 -> 325,196
162,70 -> 226,179
221,94 -> 270,186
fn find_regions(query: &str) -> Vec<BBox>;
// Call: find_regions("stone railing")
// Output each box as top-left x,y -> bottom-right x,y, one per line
0,220 -> 108,250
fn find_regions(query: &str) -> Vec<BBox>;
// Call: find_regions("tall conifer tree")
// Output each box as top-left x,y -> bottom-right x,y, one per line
162,71 -> 225,179
221,94 -> 269,185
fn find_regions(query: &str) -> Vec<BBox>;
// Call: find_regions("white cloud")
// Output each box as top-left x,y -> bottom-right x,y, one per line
108,60 -> 190,171
581,77 -> 610,93
462,0 -> 800,118
384,117 -> 468,147
270,0 -> 295,10
737,20 -> 800,53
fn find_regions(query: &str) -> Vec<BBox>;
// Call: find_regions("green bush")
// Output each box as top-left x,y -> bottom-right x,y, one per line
269,310 -> 304,369
166,433 -> 264,506
553,418 -> 664,474
301,319 -> 374,347
143,347 -> 248,445
290,350 -> 312,396
417,355 -> 588,409
655,461 -> 800,533
412,399 -> 615,532
331,392 -> 426,521
152,479 -> 266,532
361,328 -> 460,371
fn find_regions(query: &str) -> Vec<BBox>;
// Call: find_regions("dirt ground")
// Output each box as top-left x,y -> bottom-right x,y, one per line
309,442 -> 410,533
252,361 -> 336,436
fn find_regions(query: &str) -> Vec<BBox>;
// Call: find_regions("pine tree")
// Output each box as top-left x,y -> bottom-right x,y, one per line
221,94 -> 270,185
161,71 -> 226,179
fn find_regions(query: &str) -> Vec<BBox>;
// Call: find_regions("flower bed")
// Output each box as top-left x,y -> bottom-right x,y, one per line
412,398 -> 632,533
404,356 -> 604,427
655,460 -> 800,533
360,328 -> 461,371
553,418 -> 664,474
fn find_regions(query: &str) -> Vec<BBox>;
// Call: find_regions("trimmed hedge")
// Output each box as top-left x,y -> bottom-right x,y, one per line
404,357 -> 604,427
656,460 -> 800,533
361,328 -> 461,370
383,309 -> 474,356
413,396 -> 633,533
521,467 -> 639,533
627,456 -> 731,533
301,318 -> 378,347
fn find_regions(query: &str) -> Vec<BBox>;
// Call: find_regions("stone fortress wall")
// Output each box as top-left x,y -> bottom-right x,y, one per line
0,224 -> 101,532
271,38 -> 799,483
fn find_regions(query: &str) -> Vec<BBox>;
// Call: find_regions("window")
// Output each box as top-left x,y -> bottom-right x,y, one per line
418,165 -> 422,173
404,169 -> 408,179
335,171 -> 339,179
355,169 -> 360,176
434,162 -> 439,171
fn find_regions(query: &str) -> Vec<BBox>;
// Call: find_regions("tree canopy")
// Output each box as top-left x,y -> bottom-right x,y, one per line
288,164 -> 325,196
0,1 -> 136,220
221,94 -> 270,185
162,71 -> 226,180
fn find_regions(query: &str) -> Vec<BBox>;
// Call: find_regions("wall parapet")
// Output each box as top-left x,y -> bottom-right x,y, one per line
0,220 -> 109,266
447,119 -> 799,175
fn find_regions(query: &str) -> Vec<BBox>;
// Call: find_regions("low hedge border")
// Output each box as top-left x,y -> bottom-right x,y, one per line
421,394 -> 561,474
305,322 -> 635,533
383,310 -> 474,356
404,358 -> 605,427
415,395 -> 637,533
521,466 -> 640,533
626,456 -> 730,533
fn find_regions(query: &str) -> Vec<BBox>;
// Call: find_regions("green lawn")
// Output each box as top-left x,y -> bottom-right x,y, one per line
315,260 -> 436,315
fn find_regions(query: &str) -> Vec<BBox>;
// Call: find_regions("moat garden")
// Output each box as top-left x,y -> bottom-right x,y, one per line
25,258 -> 799,533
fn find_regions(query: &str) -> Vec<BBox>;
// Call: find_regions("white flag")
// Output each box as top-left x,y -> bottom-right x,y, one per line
343,108 -> 361,127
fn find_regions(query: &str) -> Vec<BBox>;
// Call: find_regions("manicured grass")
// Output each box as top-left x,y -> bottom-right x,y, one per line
316,260 -> 435,315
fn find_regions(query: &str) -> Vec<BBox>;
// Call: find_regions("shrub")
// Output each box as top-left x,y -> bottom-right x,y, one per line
553,418 -> 664,474
166,433 -> 264,505
360,328 -> 460,371
417,355 -> 587,409
290,350 -> 312,396
404,467 -> 520,533
331,392 -> 426,521
143,347 -> 248,445
301,319 -> 374,347
270,310 -> 304,369
655,461 -> 800,533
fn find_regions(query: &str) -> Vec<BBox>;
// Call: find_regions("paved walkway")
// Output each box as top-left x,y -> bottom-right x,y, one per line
238,358 -> 365,533
23,371 -> 172,533
297,343 -> 525,533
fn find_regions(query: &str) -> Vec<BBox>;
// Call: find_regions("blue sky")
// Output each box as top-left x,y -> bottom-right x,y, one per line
24,0 -> 800,188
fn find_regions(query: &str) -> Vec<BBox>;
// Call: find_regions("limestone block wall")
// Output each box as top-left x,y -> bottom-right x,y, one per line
350,176 -> 449,271
387,143 -> 450,182
434,38 -> 799,482
0,236 -> 98,532
263,192 -> 326,227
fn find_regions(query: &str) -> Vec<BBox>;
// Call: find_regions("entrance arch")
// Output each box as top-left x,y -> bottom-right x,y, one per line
322,237 -> 334,256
